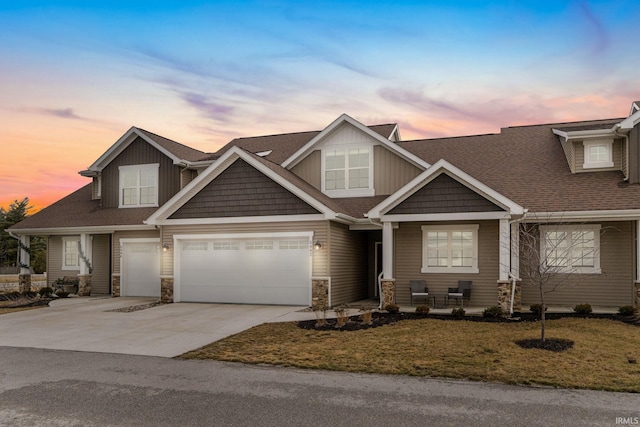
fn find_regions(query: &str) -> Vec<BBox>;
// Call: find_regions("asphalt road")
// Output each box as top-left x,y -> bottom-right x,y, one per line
0,346 -> 638,427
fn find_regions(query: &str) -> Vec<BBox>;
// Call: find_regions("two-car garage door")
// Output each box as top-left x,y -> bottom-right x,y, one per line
176,233 -> 312,305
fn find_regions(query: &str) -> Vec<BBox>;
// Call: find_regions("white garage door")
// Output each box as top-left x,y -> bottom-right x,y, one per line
121,241 -> 161,297
177,234 -> 312,305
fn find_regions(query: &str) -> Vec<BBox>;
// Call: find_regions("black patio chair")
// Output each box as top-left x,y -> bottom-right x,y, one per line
446,280 -> 472,307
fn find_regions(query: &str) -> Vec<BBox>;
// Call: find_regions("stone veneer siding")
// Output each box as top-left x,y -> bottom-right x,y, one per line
381,279 -> 395,309
78,275 -> 92,296
18,274 -> 31,293
312,278 -> 329,310
112,275 -> 120,297
497,280 -> 521,313
161,277 -> 174,303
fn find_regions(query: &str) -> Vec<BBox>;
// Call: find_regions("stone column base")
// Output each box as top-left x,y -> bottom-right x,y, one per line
112,275 -> 120,297
381,279 -> 396,309
18,274 -> 31,293
497,279 -> 521,313
78,275 -> 91,296
311,278 -> 329,310
161,277 -> 174,303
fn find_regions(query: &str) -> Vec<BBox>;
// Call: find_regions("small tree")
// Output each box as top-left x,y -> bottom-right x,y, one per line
517,219 -> 600,342
0,198 -> 46,272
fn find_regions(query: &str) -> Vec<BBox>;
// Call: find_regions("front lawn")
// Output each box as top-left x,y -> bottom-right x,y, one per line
180,317 -> 640,392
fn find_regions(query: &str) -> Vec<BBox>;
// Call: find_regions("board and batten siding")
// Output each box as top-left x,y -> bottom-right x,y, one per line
520,221 -> 635,307
91,234 -> 111,295
394,220 -> 500,307
112,230 -> 160,275
161,221 -> 329,278
373,145 -> 422,195
101,136 -> 181,208
328,221 -> 368,306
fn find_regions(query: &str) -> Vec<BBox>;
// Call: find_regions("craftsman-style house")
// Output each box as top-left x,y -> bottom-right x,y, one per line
9,102 -> 640,311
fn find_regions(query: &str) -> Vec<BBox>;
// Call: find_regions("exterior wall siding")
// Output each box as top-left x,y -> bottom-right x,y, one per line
170,160 -> 319,218
328,221 -> 368,306
394,220 -> 500,307
373,145 -> 422,195
520,221 -> 635,307
561,140 -> 575,173
101,136 -> 180,208
47,236 -> 79,286
629,126 -> 640,184
161,221 -> 329,278
291,150 -> 321,190
574,138 -> 624,173
91,234 -> 111,294
112,230 -> 160,275
388,174 -> 503,214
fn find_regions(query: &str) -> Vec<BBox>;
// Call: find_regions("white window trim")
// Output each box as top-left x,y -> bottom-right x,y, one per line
62,236 -> 80,270
583,140 -> 614,169
539,224 -> 601,274
95,175 -> 101,197
118,163 -> 160,208
421,224 -> 479,274
321,146 -> 374,198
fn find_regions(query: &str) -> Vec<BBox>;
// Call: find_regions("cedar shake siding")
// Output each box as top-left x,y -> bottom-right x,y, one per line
520,221 -> 635,307
388,174 -> 503,215
101,136 -> 180,208
170,160 -> 320,219
394,220 -> 500,307
328,221 -> 368,306
373,145 -> 422,195
160,221 -> 329,277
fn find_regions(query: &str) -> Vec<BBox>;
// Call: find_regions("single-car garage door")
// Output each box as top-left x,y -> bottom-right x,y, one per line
176,233 -> 312,305
121,240 -> 161,297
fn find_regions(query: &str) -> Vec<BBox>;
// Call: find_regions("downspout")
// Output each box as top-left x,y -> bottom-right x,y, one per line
508,272 -> 518,316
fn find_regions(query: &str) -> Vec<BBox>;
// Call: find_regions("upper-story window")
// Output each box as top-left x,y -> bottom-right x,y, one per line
322,147 -> 373,197
583,140 -> 614,169
119,164 -> 159,208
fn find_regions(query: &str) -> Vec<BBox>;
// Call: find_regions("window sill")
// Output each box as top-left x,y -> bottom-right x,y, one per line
118,204 -> 159,209
582,162 -> 614,169
323,188 -> 374,198
421,267 -> 479,274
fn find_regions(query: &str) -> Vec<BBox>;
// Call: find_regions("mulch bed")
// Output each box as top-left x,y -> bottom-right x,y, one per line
105,302 -> 166,313
514,338 -> 574,352
297,311 -> 640,333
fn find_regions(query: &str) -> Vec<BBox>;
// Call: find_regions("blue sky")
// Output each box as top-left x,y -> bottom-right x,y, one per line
1,0 -> 639,208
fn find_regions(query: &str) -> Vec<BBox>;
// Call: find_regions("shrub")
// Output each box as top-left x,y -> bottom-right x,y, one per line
38,287 -> 54,297
618,305 -> 636,316
573,303 -> 593,315
334,307 -> 349,327
529,304 -> 547,316
0,291 -> 22,301
451,307 -> 465,318
56,291 -> 70,298
385,303 -> 399,314
483,306 -> 505,318
415,305 -> 430,315
22,291 -> 38,299
359,306 -> 374,324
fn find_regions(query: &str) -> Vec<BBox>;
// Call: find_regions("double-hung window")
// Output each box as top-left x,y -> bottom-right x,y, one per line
323,147 -> 372,197
540,225 -> 601,274
119,164 -> 159,207
62,236 -> 80,270
421,225 -> 479,273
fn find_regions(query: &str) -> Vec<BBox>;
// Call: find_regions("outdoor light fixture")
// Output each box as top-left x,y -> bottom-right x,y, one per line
162,244 -> 171,252
314,241 -> 322,250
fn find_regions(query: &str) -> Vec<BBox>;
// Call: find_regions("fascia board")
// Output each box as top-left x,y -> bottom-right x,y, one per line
6,225 -> 156,236
553,128 -> 616,140
86,127 -> 183,172
619,110 -> 640,130
152,214 -> 327,226
368,159 -> 524,218
521,210 -> 640,223
381,212 -> 512,222
281,114 -> 428,170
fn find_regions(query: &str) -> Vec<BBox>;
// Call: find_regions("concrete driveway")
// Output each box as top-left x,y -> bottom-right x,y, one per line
0,297 -> 305,357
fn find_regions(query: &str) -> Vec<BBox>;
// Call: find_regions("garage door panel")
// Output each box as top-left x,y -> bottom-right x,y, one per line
178,236 -> 311,305
122,241 -> 160,297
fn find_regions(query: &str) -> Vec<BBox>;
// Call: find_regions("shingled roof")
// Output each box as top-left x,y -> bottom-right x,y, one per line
136,128 -> 208,162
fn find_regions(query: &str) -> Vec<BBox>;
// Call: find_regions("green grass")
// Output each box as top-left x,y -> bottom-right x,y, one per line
180,317 -> 640,392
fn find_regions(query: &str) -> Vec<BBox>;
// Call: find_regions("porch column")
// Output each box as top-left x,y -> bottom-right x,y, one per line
77,233 -> 92,296
636,220 -> 640,307
499,219 -> 510,281
510,221 -> 520,278
18,235 -> 31,293
381,222 -> 396,308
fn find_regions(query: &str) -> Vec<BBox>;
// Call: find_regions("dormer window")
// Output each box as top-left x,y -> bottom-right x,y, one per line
119,164 -> 159,207
583,140 -> 614,169
322,147 -> 373,197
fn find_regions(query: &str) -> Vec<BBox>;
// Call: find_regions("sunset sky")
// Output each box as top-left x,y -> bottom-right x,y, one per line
1,1 -> 639,211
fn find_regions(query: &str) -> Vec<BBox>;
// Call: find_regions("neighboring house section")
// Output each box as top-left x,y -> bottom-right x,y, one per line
8,106 -> 640,310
